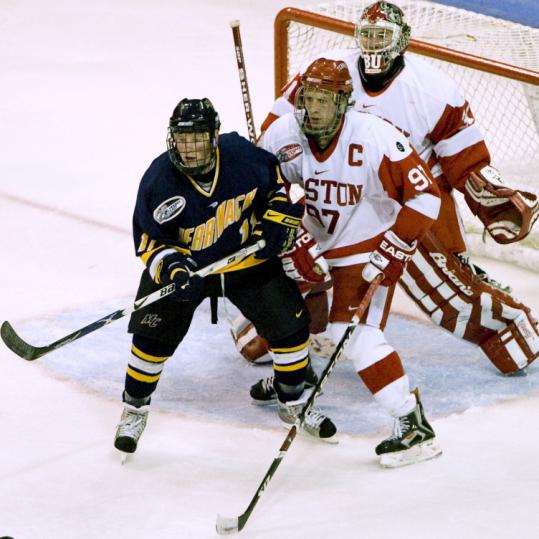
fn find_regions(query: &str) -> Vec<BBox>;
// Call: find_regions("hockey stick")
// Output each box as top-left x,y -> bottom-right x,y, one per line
0,240 -> 265,361
216,274 -> 383,535
230,20 -> 257,143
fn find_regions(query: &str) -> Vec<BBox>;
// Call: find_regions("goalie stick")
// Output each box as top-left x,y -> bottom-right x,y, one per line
0,240 -> 265,361
230,20 -> 257,143
215,274 -> 383,535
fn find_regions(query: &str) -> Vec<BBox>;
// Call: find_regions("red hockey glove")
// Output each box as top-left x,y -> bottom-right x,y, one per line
280,227 -> 329,283
363,230 -> 417,286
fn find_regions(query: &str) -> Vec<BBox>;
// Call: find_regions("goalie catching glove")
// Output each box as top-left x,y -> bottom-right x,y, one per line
464,165 -> 539,244
154,248 -> 202,301
280,226 -> 329,283
363,230 -> 417,286
254,197 -> 303,259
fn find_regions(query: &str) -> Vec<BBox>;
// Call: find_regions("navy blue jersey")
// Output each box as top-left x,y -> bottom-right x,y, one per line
133,132 -> 287,274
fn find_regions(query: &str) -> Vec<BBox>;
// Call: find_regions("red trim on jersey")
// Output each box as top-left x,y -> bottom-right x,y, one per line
323,232 -> 385,259
261,113 -> 279,133
438,141 -> 490,190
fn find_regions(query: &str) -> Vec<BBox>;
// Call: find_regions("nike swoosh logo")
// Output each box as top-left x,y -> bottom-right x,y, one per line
362,103 -> 375,109
314,169 -> 328,175
347,305 -> 360,311
295,310 -> 304,318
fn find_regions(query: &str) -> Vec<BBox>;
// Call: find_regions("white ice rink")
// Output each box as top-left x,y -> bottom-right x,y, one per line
1,1 -> 539,538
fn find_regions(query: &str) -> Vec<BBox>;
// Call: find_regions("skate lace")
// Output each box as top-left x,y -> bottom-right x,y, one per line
390,416 -> 410,440
304,408 -> 326,428
118,409 -> 147,437
262,376 -> 275,393
457,254 -> 512,293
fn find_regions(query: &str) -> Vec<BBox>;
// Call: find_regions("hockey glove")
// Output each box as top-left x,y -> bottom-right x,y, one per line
156,250 -> 203,302
254,199 -> 303,259
280,226 -> 329,283
464,165 -> 538,244
363,230 -> 417,286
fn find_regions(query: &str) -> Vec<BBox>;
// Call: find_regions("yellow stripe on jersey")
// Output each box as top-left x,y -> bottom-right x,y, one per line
131,344 -> 169,363
262,208 -> 302,228
127,367 -> 162,383
273,358 -> 309,372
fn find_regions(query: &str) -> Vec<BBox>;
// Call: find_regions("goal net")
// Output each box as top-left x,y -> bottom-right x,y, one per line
274,0 -> 539,270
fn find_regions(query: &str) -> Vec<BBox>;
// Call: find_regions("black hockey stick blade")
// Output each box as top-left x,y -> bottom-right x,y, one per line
1,320 -> 43,360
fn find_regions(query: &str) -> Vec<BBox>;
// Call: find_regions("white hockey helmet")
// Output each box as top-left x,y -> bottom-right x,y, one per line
356,1 -> 411,75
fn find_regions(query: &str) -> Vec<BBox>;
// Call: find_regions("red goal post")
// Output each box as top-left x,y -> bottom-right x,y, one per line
274,7 -> 539,96
272,5 -> 539,269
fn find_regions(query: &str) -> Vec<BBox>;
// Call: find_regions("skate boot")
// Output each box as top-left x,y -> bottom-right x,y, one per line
114,403 -> 150,454
250,362 -> 319,405
457,253 -> 512,293
277,389 -> 337,443
375,390 -> 442,468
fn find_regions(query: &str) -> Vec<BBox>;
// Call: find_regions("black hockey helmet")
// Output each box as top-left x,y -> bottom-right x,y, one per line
167,97 -> 221,175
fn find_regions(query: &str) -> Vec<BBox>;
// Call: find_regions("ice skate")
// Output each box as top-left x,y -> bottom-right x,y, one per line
114,403 -> 150,455
376,391 -> 441,468
250,362 -> 319,405
277,389 -> 337,443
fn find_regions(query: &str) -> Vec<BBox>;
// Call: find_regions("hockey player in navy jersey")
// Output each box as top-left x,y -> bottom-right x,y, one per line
113,98 -> 336,454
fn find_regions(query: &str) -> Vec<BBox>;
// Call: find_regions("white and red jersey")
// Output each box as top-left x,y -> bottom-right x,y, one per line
262,110 -> 440,266
262,49 -> 490,191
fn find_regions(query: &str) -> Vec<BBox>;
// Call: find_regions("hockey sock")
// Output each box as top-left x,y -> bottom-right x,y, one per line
269,327 -> 310,402
124,334 -> 177,400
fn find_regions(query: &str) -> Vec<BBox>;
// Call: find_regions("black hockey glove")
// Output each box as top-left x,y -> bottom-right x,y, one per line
254,200 -> 303,259
156,250 -> 203,302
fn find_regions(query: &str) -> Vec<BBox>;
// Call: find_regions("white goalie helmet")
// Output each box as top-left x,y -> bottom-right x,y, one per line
356,1 -> 411,75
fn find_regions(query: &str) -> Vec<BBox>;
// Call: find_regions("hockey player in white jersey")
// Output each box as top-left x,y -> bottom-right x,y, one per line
263,57 -> 442,467
255,0 -> 539,377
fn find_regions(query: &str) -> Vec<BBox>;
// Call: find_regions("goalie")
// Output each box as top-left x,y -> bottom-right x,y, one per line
242,0 -> 538,381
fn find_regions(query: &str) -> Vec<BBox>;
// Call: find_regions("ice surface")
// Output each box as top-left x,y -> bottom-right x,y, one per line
1,1 -> 539,538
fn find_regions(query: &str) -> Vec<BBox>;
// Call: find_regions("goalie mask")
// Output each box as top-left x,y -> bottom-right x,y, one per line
294,58 -> 353,141
167,97 -> 221,175
356,1 -> 411,75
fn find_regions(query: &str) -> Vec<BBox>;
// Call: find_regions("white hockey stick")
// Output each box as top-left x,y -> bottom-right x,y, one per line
1,240 -> 265,361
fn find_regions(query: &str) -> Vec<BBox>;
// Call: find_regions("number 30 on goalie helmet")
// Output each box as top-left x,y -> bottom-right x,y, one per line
356,1 -> 411,75
167,97 -> 221,175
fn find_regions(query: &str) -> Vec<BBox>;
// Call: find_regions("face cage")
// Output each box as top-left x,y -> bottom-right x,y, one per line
167,128 -> 217,175
294,87 -> 349,139
356,20 -> 403,74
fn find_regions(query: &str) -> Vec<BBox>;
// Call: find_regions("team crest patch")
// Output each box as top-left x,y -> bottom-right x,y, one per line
277,143 -> 303,163
153,196 -> 186,224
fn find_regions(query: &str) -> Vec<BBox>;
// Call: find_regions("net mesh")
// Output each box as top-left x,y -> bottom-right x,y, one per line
282,0 -> 539,268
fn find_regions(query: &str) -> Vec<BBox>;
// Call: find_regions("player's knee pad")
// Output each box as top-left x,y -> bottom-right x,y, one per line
400,230 -> 538,374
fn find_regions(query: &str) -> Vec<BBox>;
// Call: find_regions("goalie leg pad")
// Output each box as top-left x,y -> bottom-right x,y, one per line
480,311 -> 539,374
399,230 -> 538,374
